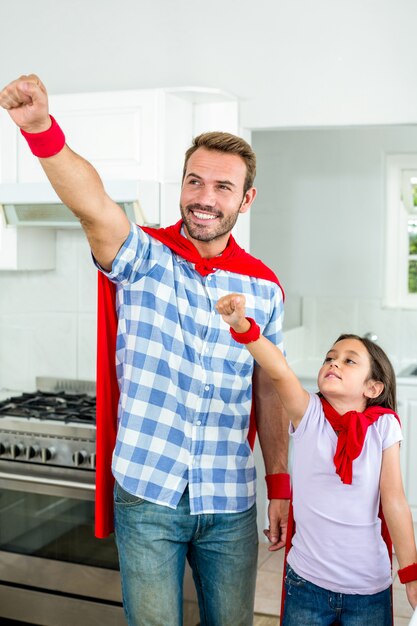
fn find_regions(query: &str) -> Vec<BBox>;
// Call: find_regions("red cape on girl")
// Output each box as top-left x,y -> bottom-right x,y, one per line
95,221 -> 284,539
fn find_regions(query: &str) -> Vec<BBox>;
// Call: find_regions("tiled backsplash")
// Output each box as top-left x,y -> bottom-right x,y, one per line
0,230 -> 97,391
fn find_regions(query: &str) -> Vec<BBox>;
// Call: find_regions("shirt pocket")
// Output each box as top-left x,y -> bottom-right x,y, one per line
222,343 -> 254,378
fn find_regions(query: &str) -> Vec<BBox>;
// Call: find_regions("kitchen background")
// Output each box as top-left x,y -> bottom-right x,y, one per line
252,125 -> 417,366
0,0 -> 416,381
0,1 -> 417,624
0,0 -> 417,533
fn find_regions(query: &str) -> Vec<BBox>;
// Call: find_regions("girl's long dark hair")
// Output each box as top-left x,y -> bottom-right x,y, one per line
333,334 -> 397,411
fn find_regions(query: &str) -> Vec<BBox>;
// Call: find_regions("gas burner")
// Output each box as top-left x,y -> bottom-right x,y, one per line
0,391 -> 96,424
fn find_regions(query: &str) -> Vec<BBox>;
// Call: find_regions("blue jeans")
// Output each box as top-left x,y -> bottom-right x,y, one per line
282,564 -> 392,626
114,482 -> 258,626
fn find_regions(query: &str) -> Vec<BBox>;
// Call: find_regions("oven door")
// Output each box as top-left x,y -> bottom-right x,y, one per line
0,461 -> 125,626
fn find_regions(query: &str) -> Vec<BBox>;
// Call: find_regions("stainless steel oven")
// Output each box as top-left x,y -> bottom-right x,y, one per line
0,378 -> 125,626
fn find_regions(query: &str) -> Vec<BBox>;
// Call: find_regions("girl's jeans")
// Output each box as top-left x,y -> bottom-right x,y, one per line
282,564 -> 392,626
114,482 -> 258,626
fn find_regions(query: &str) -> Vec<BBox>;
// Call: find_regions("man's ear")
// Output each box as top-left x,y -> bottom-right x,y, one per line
239,187 -> 257,214
365,379 -> 384,400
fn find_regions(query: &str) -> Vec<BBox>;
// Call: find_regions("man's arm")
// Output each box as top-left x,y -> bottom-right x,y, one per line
0,74 -> 130,270
253,363 -> 290,551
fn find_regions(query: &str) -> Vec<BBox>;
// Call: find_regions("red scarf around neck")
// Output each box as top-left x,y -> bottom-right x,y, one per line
320,396 -> 400,484
95,221 -> 284,538
142,220 -> 284,284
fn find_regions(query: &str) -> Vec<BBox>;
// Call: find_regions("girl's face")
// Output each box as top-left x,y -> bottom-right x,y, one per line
317,338 -> 383,410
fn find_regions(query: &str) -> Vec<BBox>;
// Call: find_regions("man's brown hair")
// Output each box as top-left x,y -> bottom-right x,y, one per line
182,132 -> 257,194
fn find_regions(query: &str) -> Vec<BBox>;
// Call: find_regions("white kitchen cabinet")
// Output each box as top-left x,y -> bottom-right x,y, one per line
397,380 -> 417,521
13,87 -> 239,187
16,90 -> 162,184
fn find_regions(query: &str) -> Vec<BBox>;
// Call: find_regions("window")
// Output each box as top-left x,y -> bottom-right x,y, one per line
409,217 -> 417,294
384,155 -> 417,308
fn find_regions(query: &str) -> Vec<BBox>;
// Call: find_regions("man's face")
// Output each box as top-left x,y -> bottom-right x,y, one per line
180,148 -> 254,245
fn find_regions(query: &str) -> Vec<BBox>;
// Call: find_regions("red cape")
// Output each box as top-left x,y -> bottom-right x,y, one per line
95,222 -> 284,538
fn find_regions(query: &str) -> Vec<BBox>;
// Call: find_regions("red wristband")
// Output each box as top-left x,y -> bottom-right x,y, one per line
398,562 -> 417,583
20,115 -> 65,158
265,473 -> 291,499
230,317 -> 261,344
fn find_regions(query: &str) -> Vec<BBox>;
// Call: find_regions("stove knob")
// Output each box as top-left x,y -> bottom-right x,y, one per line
26,445 -> 40,460
41,447 -> 55,463
89,452 -> 96,470
11,443 -> 24,459
0,442 -> 9,456
72,450 -> 88,466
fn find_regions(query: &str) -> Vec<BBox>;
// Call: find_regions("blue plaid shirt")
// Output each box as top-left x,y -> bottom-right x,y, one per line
101,223 -> 284,514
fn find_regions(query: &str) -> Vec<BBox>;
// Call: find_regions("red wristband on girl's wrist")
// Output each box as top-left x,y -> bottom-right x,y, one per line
20,115 -> 65,158
265,473 -> 291,499
398,562 -> 417,583
230,317 -> 261,344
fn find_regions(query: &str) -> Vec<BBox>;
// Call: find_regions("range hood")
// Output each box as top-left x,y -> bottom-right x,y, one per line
0,180 -> 160,228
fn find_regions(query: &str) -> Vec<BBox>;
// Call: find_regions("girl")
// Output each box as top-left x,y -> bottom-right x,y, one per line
216,293 -> 417,625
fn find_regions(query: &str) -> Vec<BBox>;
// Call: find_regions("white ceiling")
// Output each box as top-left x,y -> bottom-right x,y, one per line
1,0 -> 417,129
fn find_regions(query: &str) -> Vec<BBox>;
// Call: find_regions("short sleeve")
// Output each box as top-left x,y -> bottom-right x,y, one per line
93,222 -> 163,284
289,392 -> 320,439
377,413 -> 403,450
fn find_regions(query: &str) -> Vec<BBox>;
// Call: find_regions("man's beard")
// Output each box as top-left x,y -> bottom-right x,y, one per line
180,203 -> 241,243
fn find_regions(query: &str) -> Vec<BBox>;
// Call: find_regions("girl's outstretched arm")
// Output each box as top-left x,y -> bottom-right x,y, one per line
216,293 -> 309,427
380,443 -> 417,609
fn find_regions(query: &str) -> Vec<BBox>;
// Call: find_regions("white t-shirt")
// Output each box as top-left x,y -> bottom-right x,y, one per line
287,393 -> 403,595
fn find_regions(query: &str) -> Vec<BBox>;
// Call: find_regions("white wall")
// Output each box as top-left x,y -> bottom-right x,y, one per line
251,125 -> 417,368
0,230 -> 96,391
1,0 -> 417,130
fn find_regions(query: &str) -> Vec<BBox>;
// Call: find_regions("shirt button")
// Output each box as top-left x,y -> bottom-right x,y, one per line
196,420 -> 202,426
204,385 -> 210,391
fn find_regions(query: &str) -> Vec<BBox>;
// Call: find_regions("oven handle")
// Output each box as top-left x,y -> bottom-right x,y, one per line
0,471 -> 95,491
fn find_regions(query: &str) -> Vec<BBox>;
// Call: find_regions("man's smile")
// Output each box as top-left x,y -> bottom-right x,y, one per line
192,210 -> 217,220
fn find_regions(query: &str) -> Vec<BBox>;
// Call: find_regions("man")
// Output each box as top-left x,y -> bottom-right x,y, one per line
0,74 -> 290,626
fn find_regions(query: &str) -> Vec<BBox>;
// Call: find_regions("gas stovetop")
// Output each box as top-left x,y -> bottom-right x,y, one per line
0,378 -> 97,470
0,391 -> 96,425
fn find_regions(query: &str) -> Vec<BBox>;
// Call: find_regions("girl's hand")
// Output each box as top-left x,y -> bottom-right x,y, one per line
216,293 -> 248,332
